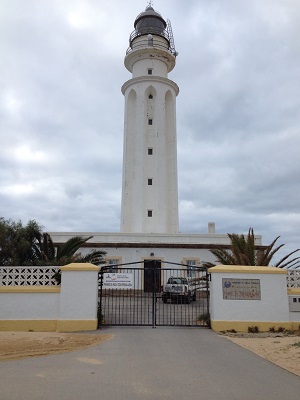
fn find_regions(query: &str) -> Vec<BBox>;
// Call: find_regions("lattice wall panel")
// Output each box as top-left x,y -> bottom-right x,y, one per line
0,267 -> 60,286
287,270 -> 300,288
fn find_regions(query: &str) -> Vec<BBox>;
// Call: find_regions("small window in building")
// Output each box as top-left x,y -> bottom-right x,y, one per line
148,148 -> 153,155
148,68 -> 153,75
148,119 -> 153,125
293,298 -> 297,303
184,259 -> 200,278
105,258 -> 121,273
148,178 -> 153,185
148,210 -> 153,217
148,94 -> 153,99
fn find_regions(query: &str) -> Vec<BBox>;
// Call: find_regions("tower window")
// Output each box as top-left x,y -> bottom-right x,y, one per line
148,94 -> 153,99
148,68 -> 153,75
148,210 -> 153,217
148,178 -> 153,185
148,148 -> 153,155
148,119 -> 153,125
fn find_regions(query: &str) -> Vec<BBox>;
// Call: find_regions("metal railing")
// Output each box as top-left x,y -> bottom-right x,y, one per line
98,264 -> 210,328
129,27 -> 170,44
127,30 -> 177,57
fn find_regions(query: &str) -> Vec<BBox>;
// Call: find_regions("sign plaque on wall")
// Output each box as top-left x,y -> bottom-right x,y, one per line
103,273 -> 133,289
222,278 -> 261,300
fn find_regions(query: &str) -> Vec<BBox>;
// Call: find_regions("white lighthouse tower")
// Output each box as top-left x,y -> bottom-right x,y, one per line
51,4 -> 263,279
121,5 -> 179,234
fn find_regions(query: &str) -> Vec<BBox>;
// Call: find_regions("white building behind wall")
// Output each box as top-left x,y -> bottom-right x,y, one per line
50,6 -> 262,280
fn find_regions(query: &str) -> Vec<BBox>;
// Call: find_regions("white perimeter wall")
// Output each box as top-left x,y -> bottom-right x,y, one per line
0,263 -> 100,332
210,265 -> 300,332
0,291 -> 59,320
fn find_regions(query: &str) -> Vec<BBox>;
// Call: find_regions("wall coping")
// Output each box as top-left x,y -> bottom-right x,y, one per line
288,288 -> 300,295
60,263 -> 100,272
0,287 -> 60,293
209,265 -> 287,274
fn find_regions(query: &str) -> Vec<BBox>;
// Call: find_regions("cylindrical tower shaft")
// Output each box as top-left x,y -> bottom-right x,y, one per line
121,6 -> 179,234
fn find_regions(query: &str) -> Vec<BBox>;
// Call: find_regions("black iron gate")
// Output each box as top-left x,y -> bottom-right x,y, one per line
98,262 -> 210,328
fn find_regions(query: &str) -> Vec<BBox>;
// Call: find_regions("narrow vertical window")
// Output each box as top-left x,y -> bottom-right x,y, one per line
148,148 -> 153,155
148,178 -> 153,185
183,258 -> 200,279
148,68 -> 153,75
105,258 -> 121,273
148,210 -> 153,217
148,119 -> 153,125
148,94 -> 153,99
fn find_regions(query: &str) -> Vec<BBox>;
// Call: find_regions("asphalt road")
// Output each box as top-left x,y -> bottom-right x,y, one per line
1,327 -> 300,400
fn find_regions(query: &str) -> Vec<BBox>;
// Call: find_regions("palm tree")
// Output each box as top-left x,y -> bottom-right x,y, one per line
37,234 -> 107,284
0,218 -> 106,268
203,228 -> 300,269
38,233 -> 106,266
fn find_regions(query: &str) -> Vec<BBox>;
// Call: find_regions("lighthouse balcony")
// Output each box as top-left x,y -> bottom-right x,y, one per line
127,30 -> 177,57
126,35 -> 175,56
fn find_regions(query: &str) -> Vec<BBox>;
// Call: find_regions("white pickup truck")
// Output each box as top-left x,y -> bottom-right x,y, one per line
162,277 -> 196,304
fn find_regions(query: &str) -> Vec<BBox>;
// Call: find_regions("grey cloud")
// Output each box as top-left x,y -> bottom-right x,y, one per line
0,0 -> 299,263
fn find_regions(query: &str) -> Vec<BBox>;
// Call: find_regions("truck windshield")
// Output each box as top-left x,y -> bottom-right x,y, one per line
168,278 -> 187,284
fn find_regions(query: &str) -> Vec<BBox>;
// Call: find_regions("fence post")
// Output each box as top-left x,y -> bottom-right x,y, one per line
152,266 -> 156,328
98,268 -> 104,327
57,263 -> 100,332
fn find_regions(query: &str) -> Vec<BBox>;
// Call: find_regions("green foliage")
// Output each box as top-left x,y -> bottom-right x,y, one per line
0,218 -> 44,266
0,217 -> 106,267
204,228 -> 300,269
269,326 -> 287,333
197,312 -> 211,326
41,234 -> 106,266
248,326 -> 260,333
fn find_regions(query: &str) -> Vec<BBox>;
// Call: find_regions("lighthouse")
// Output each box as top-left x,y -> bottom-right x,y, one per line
50,4 -> 263,290
120,5 -> 179,234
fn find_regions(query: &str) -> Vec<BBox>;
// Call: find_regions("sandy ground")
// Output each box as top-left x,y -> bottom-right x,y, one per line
0,331 -> 300,378
0,332 -> 113,361
224,332 -> 300,377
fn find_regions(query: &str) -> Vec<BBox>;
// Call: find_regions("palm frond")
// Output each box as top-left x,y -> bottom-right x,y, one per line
201,262 -> 216,269
57,236 -> 93,261
210,248 -> 235,265
79,250 -> 106,265
273,250 -> 300,268
208,227 -> 299,269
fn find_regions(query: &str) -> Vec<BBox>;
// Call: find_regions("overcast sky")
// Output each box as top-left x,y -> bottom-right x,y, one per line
1,0 -> 300,262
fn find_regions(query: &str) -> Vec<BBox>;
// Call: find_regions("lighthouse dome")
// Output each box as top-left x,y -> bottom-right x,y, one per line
134,6 -> 167,36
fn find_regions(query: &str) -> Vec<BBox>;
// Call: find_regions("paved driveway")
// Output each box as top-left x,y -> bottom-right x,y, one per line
1,327 -> 300,400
